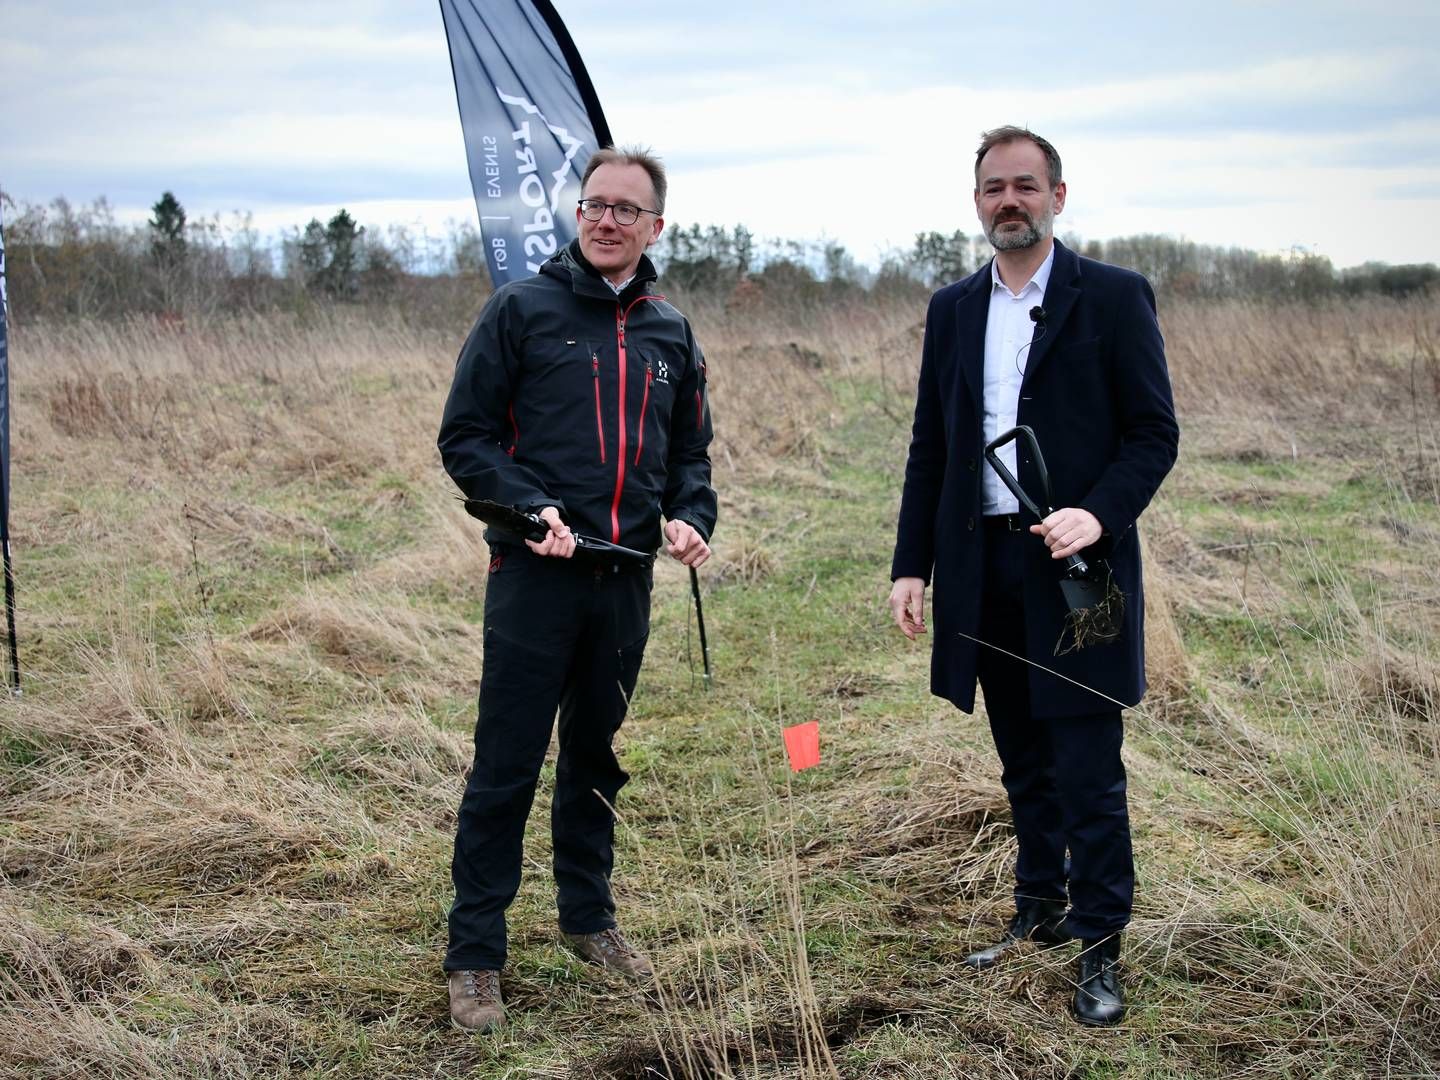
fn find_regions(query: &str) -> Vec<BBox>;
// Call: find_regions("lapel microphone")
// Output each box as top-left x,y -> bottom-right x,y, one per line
1016,306 -> 1048,375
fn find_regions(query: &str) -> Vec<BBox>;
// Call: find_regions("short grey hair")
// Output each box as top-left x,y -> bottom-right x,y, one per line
581,145 -> 667,213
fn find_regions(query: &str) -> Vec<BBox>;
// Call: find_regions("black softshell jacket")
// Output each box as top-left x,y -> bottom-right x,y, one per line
439,241 -> 717,554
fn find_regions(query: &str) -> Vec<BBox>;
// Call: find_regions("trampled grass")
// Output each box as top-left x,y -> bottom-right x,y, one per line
0,294 -> 1437,1078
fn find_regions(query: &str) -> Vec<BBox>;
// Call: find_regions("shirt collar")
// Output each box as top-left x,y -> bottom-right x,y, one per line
605,274 -> 635,295
989,242 -> 1056,300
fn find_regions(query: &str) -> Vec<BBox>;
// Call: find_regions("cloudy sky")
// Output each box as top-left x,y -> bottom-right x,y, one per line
3,1 -> 1437,269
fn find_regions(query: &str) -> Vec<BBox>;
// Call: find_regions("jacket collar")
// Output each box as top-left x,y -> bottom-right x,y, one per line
541,239 -> 660,304
960,237 -> 1077,299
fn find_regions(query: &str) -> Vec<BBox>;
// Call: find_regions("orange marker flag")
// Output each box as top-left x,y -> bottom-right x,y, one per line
783,721 -> 821,772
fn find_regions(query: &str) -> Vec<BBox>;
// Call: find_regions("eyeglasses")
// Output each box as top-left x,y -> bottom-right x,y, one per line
578,199 -> 660,226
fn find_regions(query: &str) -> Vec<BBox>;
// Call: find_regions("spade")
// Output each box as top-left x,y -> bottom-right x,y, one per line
983,426 -> 1122,646
460,498 -> 652,565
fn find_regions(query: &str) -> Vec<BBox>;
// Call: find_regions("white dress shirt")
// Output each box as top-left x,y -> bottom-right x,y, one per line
982,245 -> 1055,515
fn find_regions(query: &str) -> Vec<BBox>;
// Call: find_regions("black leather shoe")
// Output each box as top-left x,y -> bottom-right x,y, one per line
1072,935 -> 1125,1026
962,900 -> 1070,970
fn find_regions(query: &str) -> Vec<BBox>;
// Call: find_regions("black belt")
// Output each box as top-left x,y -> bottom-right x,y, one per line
983,513 -> 1027,532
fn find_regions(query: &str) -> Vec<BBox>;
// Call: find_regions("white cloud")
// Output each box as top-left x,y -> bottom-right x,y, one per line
2,3 -> 1437,269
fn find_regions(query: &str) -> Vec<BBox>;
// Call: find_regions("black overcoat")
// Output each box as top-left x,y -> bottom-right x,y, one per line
891,241 -> 1179,718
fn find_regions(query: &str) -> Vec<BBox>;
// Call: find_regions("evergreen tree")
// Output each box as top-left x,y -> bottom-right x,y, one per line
148,191 -> 187,267
297,210 -> 366,300
298,219 -> 329,286
323,210 -> 362,300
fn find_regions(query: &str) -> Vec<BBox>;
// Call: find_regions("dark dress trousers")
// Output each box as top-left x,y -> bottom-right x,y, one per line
891,241 -> 1178,935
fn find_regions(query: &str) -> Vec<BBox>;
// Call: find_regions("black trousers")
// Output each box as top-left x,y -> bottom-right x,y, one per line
976,519 -> 1134,940
444,545 -> 651,972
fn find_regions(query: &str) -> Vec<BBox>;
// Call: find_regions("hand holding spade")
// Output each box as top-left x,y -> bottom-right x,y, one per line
526,506 -> 577,559
1030,507 -> 1102,561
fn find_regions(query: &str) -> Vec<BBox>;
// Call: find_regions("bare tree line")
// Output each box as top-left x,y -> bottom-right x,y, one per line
3,190 -> 1435,327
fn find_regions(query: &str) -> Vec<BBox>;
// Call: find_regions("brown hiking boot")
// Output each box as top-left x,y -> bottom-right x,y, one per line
563,927 -> 654,980
448,969 -> 504,1032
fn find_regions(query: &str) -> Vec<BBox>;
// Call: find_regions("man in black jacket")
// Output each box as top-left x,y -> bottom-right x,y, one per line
438,147 -> 716,1032
888,127 -> 1178,1027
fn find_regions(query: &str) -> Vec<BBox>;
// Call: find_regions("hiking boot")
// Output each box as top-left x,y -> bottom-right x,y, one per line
962,900 -> 1070,969
448,969 -> 504,1032
1072,935 -> 1125,1027
563,927 -> 654,980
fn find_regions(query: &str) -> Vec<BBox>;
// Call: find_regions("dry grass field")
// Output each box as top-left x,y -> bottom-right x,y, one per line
1,291 -> 1437,1078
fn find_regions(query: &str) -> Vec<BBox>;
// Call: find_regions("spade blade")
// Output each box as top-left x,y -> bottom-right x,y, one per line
1059,575 -> 1105,613
1059,573 -> 1123,647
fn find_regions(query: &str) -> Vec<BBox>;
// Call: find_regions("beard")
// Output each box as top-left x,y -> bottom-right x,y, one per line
986,208 -> 1051,251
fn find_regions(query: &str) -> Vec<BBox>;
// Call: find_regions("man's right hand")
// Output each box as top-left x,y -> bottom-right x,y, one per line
525,506 -> 576,559
888,577 -> 927,640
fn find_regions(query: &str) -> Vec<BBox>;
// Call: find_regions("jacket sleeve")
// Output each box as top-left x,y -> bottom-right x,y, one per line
437,288 -> 561,514
661,323 -> 717,541
1075,275 -> 1179,543
891,294 -> 947,583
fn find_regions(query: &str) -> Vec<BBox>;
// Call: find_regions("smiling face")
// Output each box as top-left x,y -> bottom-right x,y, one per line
577,162 -> 664,284
974,138 -> 1066,252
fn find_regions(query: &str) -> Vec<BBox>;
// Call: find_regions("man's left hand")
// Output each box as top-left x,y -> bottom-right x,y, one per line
1031,508 -> 1103,560
664,519 -> 711,568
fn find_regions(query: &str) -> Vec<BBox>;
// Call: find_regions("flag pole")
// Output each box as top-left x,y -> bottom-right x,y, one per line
0,198 -> 19,695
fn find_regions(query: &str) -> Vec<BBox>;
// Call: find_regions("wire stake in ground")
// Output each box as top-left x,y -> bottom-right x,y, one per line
690,566 -> 712,690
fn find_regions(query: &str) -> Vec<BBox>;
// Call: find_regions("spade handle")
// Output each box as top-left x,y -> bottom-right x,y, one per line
983,426 -> 1089,578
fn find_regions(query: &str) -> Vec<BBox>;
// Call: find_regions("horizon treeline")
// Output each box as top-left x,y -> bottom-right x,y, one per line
3,190 -> 1437,326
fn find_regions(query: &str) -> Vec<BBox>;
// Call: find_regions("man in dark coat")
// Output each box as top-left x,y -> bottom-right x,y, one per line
438,147 -> 716,1032
888,127 -> 1178,1026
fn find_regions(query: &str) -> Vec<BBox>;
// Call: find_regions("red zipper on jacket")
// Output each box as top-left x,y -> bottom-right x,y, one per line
633,362 -> 654,466
609,294 -> 665,542
591,353 -> 606,464
507,403 -> 519,457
